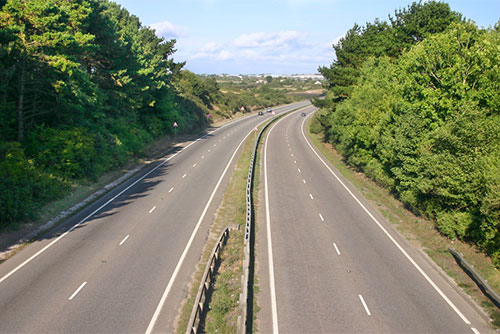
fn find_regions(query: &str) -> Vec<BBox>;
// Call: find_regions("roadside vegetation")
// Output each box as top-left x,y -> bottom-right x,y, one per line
0,0 -> 323,235
316,1 -> 500,268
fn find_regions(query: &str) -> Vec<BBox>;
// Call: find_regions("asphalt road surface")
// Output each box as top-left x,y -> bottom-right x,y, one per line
0,101 -> 309,333
259,106 -> 494,333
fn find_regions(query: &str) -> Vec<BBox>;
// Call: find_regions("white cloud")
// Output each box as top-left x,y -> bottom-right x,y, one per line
182,31 -> 333,74
149,21 -> 185,38
233,31 -> 308,50
191,42 -> 234,61
199,42 -> 219,53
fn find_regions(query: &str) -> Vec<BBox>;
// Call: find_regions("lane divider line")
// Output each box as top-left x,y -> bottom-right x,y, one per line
359,294 -> 371,316
319,213 -> 324,222
261,108 -> 307,333
300,112 -> 472,325
309,193 -> 314,200
333,242 -> 341,255
149,206 -> 156,214
169,187 -> 174,193
264,114 -> 297,334
69,281 -> 87,300
119,235 -> 130,246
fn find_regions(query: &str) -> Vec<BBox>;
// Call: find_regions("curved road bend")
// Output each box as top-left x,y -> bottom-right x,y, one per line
0,101 -> 309,333
259,106 -> 493,333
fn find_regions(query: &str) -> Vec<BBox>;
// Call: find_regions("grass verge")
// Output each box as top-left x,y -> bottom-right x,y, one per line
306,111 -> 500,328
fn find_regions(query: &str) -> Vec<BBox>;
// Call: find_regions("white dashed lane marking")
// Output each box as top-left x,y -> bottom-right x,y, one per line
333,242 -> 341,255
69,282 -> 87,301
359,295 -> 371,316
119,235 -> 130,246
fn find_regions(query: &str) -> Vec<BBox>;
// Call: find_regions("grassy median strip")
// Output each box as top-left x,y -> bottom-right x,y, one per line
307,112 -> 500,328
176,125 -> 263,333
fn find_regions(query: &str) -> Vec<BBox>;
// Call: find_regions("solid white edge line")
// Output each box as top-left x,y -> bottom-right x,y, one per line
149,206 -> 156,214
119,235 -> 130,246
359,294 -> 371,316
145,114 -> 276,334
69,281 -> 87,300
300,112 -> 471,325
265,114 -> 296,334
333,242 -> 341,255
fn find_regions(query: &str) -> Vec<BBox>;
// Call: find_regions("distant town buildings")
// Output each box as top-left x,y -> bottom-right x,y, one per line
210,73 -> 324,81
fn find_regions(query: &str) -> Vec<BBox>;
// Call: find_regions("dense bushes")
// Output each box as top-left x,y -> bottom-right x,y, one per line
0,142 -> 69,225
318,2 -> 500,265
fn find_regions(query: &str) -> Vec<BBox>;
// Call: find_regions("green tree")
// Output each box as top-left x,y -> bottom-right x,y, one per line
0,0 -> 95,142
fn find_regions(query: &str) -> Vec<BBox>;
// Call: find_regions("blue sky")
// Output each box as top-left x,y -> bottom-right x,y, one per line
112,0 -> 500,75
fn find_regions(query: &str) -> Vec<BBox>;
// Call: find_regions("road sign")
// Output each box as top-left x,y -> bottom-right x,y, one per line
173,121 -> 178,128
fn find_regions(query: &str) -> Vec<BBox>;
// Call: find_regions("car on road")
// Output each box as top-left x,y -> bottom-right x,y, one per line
267,107 -> 272,113
301,112 -> 307,116
258,110 -> 264,115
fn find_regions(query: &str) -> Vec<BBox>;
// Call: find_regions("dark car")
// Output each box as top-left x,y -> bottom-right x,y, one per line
258,110 -> 264,115
301,112 -> 307,117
